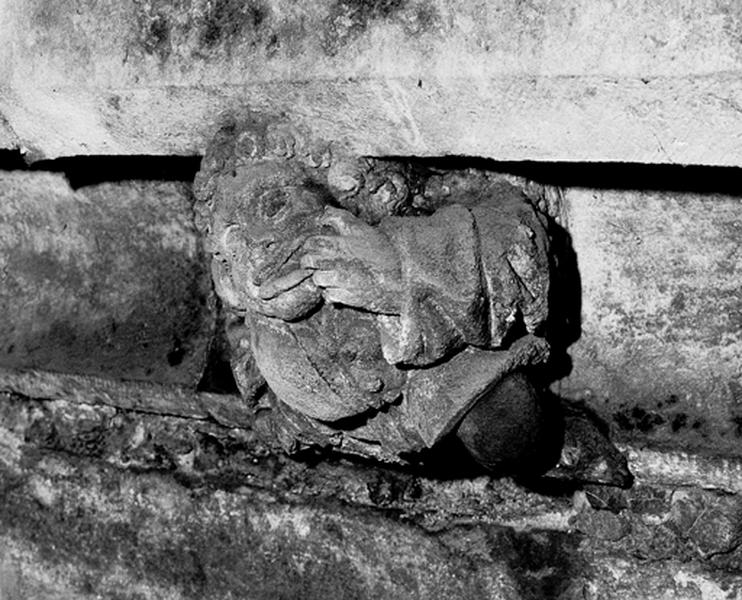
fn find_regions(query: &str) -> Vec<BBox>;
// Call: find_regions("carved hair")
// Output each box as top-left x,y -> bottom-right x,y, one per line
193,112 -> 422,232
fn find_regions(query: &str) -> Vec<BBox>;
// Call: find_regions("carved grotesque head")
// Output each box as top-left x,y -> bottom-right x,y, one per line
207,160 -> 326,317
191,114 -> 597,478
194,112 -> 338,322
194,114 -> 421,322
194,114 -> 415,425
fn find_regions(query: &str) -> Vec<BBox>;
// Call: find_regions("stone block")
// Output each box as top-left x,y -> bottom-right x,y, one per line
3,0 -> 742,164
558,188 -> 742,450
0,172 -> 214,386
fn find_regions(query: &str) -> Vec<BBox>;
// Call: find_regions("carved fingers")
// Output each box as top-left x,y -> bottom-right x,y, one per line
254,278 -> 321,321
257,268 -> 314,300
300,235 -> 347,269
299,216 -> 403,314
302,252 -> 370,310
310,269 -> 345,288
308,263 -> 396,313
318,205 -> 368,236
315,268 -> 366,307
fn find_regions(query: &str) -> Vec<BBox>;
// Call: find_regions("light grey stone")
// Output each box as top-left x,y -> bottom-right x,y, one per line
559,188 -> 742,448
0,172 -> 214,386
3,0 -> 742,164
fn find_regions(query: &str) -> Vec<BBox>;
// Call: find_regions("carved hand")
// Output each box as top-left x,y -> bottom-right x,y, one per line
211,256 -> 320,322
300,207 -> 403,314
254,273 -> 321,321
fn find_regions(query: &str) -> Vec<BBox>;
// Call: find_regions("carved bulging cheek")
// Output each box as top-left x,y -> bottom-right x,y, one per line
211,255 -> 264,310
229,256 -> 263,300
210,228 -> 264,308
211,256 -> 242,309
216,224 -> 262,288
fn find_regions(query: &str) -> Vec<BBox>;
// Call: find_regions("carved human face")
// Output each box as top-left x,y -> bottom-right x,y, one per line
210,163 -> 324,311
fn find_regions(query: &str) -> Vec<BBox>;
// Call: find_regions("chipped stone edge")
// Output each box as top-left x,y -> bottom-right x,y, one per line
0,366 -> 249,428
619,444 -> 742,495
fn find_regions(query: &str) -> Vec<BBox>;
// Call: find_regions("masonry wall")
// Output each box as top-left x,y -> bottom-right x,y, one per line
2,1 -> 742,598
1,165 -> 739,457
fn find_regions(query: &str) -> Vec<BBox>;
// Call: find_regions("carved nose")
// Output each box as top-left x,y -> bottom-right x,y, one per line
244,236 -> 275,262
248,236 -> 282,286
248,235 -> 276,254
259,238 -> 276,252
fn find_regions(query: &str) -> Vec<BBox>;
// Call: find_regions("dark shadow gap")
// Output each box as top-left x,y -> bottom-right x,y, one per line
197,302 -> 240,396
29,155 -> 203,189
2,151 -> 741,195
0,149 -> 27,170
382,155 -> 742,196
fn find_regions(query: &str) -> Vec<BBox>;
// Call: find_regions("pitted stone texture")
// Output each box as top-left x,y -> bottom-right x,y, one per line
3,1 -> 742,163
3,386 -> 742,600
0,172 -> 213,385
4,375 -> 742,598
558,188 -> 742,451
0,456 -> 521,599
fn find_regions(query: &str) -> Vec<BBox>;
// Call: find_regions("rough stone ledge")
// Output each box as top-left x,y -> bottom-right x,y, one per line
622,445 -> 742,496
0,366 -> 249,429
3,380 -> 742,598
0,368 -> 574,531
6,365 -> 742,499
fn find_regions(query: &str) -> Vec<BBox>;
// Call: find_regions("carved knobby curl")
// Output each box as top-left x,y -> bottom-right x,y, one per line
194,113 -> 328,241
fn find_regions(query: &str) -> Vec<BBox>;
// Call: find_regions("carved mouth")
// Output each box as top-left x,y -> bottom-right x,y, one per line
252,234 -> 308,287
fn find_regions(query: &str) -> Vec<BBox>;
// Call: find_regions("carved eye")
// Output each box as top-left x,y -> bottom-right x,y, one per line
260,191 -> 288,218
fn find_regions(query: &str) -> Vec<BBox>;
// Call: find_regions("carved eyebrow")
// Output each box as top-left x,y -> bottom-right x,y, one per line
218,223 -> 240,251
261,191 -> 288,217
265,194 -> 287,217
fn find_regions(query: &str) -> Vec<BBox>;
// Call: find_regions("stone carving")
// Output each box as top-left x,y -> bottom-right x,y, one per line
195,113 -> 555,472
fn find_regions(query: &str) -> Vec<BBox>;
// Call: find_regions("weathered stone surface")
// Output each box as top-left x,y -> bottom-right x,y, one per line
0,468 -> 521,600
3,0 -> 742,164
2,382 -> 742,599
0,367 -> 251,428
564,559 -> 738,600
0,383 -> 575,532
0,388 -> 536,599
0,172 -> 213,386
557,188 -> 742,451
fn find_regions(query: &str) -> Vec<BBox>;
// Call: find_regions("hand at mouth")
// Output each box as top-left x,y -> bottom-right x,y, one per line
254,274 -> 322,321
258,268 -> 315,300
252,233 -> 312,287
